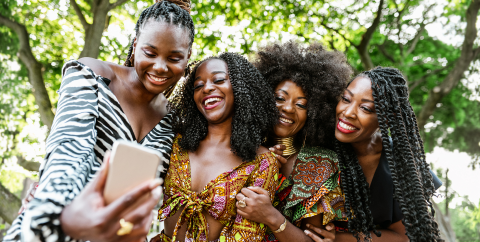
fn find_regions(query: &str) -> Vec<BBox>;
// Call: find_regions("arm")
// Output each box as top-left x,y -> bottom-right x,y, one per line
334,220 -> 408,242
236,187 -> 318,242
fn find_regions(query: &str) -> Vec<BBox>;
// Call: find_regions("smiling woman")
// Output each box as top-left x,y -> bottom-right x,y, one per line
150,53 -> 280,242
4,1 -> 195,242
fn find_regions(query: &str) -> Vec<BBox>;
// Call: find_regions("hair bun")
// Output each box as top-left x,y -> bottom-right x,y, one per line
156,0 -> 191,13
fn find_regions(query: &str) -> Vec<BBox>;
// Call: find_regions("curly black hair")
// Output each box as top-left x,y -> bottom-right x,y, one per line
253,41 -> 352,148
336,67 -> 441,242
123,0 -> 194,97
173,52 -> 278,161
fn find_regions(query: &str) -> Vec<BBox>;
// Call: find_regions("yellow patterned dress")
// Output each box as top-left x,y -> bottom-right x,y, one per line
264,146 -> 347,242
156,135 -> 280,242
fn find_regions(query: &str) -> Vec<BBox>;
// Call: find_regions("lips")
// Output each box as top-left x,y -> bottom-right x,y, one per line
337,118 -> 359,134
147,73 -> 169,85
202,95 -> 224,110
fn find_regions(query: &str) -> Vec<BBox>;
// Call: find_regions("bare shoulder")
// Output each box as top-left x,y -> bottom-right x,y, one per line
78,57 -> 116,80
256,145 -> 270,156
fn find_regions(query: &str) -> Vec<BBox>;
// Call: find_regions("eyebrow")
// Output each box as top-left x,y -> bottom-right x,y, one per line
346,89 -> 374,103
144,43 -> 184,54
278,89 -> 307,100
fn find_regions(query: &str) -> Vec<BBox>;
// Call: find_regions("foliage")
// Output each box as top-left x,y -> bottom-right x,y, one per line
437,198 -> 480,242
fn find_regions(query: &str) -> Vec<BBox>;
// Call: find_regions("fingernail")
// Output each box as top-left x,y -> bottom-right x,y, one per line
269,148 -> 274,151
152,186 -> 162,197
306,224 -> 311,228
304,230 -> 309,234
149,178 -> 162,189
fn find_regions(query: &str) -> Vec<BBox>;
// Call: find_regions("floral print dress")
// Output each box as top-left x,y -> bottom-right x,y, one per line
156,135 -> 280,242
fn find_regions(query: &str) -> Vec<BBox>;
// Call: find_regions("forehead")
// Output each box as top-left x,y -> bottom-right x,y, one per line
196,59 -> 228,76
138,21 -> 190,49
348,77 -> 373,97
275,80 -> 305,96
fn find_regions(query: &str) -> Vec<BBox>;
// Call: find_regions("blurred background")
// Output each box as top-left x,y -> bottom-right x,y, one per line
0,0 -> 479,241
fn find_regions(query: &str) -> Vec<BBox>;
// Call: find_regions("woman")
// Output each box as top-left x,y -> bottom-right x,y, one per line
331,67 -> 442,241
234,41 -> 353,242
5,1 -> 195,241
151,53 -> 280,242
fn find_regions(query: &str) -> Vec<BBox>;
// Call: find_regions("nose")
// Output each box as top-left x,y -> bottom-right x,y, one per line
280,101 -> 295,114
153,59 -> 168,73
203,80 -> 216,93
343,103 -> 356,119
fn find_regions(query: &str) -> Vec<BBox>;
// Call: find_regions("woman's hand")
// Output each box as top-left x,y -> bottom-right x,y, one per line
269,144 -> 287,166
235,186 -> 283,228
60,151 -> 162,242
18,181 -> 39,214
304,223 -> 336,242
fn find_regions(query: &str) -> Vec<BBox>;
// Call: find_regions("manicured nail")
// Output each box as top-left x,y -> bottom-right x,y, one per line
269,148 -> 274,152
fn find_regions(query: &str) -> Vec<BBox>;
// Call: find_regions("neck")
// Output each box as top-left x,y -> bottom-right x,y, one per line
203,117 -> 233,147
275,136 -> 298,156
350,132 -> 383,157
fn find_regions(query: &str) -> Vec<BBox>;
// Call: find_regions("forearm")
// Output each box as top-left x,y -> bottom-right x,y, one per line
265,209 -> 314,242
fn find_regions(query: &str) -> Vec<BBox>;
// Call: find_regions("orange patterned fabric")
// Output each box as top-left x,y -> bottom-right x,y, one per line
157,135 -> 280,242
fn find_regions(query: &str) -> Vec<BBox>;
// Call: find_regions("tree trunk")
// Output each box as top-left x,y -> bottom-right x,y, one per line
0,182 -> 21,225
0,15 -> 55,129
417,0 -> 480,128
79,0 -> 111,58
355,0 -> 384,71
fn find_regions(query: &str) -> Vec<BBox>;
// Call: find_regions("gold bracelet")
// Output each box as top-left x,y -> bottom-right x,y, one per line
272,217 -> 287,234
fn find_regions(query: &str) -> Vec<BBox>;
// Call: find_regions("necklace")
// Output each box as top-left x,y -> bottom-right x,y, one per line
275,137 -> 298,157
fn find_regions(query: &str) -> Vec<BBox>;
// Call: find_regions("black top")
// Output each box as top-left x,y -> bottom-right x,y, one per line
336,139 -> 442,229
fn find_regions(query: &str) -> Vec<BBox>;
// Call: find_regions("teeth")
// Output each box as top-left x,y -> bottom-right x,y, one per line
279,117 -> 293,124
149,74 -> 167,83
339,120 -> 357,130
204,97 -> 222,106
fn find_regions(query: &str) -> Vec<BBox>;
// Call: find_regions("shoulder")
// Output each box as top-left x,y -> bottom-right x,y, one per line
77,57 -> 117,81
255,145 -> 270,155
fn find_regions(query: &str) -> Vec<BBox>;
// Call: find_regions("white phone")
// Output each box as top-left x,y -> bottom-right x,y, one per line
103,140 -> 163,205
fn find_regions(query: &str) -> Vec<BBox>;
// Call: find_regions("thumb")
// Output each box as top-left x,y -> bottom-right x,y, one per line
94,150 -> 111,192
247,186 -> 269,195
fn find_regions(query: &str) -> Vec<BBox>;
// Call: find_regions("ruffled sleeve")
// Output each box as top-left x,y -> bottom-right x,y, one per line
281,147 -> 347,226
4,60 -> 101,242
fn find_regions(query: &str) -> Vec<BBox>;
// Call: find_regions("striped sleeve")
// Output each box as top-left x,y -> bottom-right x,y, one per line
4,60 -> 100,242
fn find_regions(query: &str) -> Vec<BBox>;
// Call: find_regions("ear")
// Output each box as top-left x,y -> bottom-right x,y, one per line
187,47 -> 192,60
132,37 -> 138,55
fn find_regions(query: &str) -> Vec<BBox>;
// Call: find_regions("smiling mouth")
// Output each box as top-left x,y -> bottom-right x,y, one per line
279,116 -> 294,124
147,73 -> 168,84
203,97 -> 223,110
337,119 -> 359,134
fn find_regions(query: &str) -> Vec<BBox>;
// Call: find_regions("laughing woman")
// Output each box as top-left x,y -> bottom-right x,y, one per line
151,53 -> 280,242
234,41 -> 353,242
332,68 -> 442,242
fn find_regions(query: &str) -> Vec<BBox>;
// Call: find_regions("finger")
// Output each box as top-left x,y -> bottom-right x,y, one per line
246,186 -> 269,196
240,187 -> 258,198
307,224 -> 335,239
104,179 -> 161,221
235,193 -> 246,202
94,150 -> 111,192
275,154 -> 287,165
269,147 -> 283,155
305,229 -> 324,242
325,222 -> 335,231
275,144 -> 286,151
236,209 -> 249,219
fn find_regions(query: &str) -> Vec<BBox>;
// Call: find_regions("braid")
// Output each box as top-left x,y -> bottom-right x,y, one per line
338,67 -> 441,241
124,0 -> 195,67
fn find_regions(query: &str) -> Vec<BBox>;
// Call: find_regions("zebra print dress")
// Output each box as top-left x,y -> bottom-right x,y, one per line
4,60 -> 175,242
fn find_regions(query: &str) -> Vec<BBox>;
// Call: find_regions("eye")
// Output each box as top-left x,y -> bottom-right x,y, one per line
193,82 -> 204,90
361,106 -> 373,112
296,103 -> 307,109
341,95 -> 350,102
275,96 -> 285,102
169,58 -> 181,62
214,79 -> 226,84
144,51 -> 155,57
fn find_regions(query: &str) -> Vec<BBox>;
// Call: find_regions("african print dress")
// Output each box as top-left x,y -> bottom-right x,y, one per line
154,135 -> 280,242
264,146 -> 347,242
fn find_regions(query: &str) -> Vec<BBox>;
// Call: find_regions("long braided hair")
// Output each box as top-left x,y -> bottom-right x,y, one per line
173,53 -> 278,162
337,67 -> 441,241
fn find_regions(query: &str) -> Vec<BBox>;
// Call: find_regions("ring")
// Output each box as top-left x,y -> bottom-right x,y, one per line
237,197 -> 247,208
117,218 -> 133,236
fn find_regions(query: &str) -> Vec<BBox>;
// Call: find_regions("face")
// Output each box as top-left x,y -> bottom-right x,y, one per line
193,59 -> 235,124
132,21 -> 191,94
273,80 -> 308,138
335,77 -> 379,144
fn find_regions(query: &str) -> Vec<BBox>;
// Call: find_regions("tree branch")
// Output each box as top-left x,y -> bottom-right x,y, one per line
417,0 -> 480,128
405,4 -> 438,56
0,182 -> 21,224
16,156 -> 41,172
70,0 -> 90,31
378,42 -> 396,63
356,0 -> 385,70
408,64 -> 451,92
109,0 -> 130,11
318,19 -> 355,47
